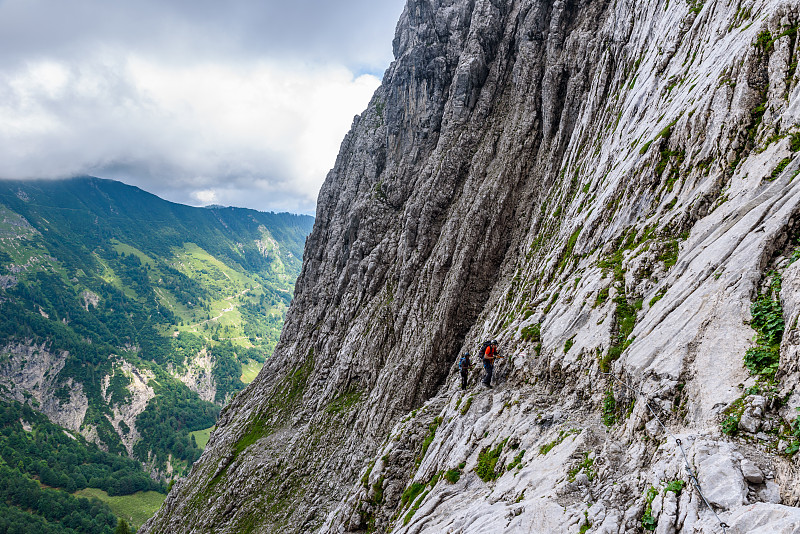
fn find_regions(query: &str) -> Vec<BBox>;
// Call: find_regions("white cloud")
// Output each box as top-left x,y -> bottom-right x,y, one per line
0,52 -> 382,213
0,0 -> 408,214
193,189 -> 218,205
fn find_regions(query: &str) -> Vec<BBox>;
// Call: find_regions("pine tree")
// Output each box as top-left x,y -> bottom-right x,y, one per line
114,518 -> 133,534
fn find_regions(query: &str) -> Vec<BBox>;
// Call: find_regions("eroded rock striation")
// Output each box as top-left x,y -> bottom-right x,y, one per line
144,0 -> 800,532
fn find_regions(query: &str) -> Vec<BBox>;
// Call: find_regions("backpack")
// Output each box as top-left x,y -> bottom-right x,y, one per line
479,340 -> 493,360
459,355 -> 469,371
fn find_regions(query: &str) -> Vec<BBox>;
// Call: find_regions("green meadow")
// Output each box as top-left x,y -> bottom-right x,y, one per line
75,489 -> 166,530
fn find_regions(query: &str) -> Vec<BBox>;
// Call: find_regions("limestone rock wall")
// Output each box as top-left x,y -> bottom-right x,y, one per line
0,342 -> 161,463
101,360 -> 156,456
173,348 -> 217,404
0,342 -> 88,433
143,0 -> 800,533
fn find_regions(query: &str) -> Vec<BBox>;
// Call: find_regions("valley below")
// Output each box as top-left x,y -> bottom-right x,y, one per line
0,176 -> 313,532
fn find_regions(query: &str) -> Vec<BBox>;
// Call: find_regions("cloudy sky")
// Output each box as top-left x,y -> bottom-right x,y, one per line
0,0 -> 406,214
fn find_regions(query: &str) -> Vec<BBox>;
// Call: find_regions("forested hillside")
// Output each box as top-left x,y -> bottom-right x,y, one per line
0,177 -> 312,529
0,400 -> 155,533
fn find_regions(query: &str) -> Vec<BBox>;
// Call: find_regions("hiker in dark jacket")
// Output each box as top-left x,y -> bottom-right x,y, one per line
458,352 -> 472,390
482,340 -> 502,388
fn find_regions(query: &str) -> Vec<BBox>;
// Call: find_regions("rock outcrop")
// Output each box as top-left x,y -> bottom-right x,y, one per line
173,349 -> 217,403
143,0 -> 800,532
0,342 -> 88,433
101,359 -> 156,456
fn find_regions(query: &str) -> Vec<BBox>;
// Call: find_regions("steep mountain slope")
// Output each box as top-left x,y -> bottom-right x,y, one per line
144,0 -> 800,533
0,177 -> 313,481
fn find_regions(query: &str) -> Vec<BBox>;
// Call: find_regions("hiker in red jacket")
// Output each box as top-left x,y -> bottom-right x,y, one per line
482,340 -> 502,388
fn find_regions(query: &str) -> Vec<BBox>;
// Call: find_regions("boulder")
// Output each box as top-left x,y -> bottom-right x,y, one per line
727,503 -> 800,534
740,459 -> 764,485
738,396 -> 766,434
698,454 -> 747,510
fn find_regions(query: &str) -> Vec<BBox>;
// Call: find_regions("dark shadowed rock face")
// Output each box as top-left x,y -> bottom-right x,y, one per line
143,0 -> 800,532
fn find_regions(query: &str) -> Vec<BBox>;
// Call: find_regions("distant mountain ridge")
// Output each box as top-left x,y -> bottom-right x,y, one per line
0,176 -> 310,271
0,176 -> 313,486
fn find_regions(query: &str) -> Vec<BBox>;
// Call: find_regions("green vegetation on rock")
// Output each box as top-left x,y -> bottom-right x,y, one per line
506,450 -> 525,471
460,396 -> 474,415
768,157 -> 792,181
641,486 -> 659,531
520,323 -> 541,342
597,233 -> 646,372
416,417 -> 443,466
325,389 -> 363,415
602,390 -> 617,427
744,273 -> 784,378
664,480 -> 685,494
444,468 -> 462,483
539,428 -> 580,455
567,452 -> 595,482
476,438 -> 508,482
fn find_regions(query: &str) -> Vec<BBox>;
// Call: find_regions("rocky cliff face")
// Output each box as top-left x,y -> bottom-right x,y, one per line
0,342 -> 88,433
143,0 -> 800,532
101,359 -> 156,456
0,341 -> 160,454
173,349 -> 217,404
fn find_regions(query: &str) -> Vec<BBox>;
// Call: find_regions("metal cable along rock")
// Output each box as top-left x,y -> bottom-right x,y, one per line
601,372 -> 730,534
